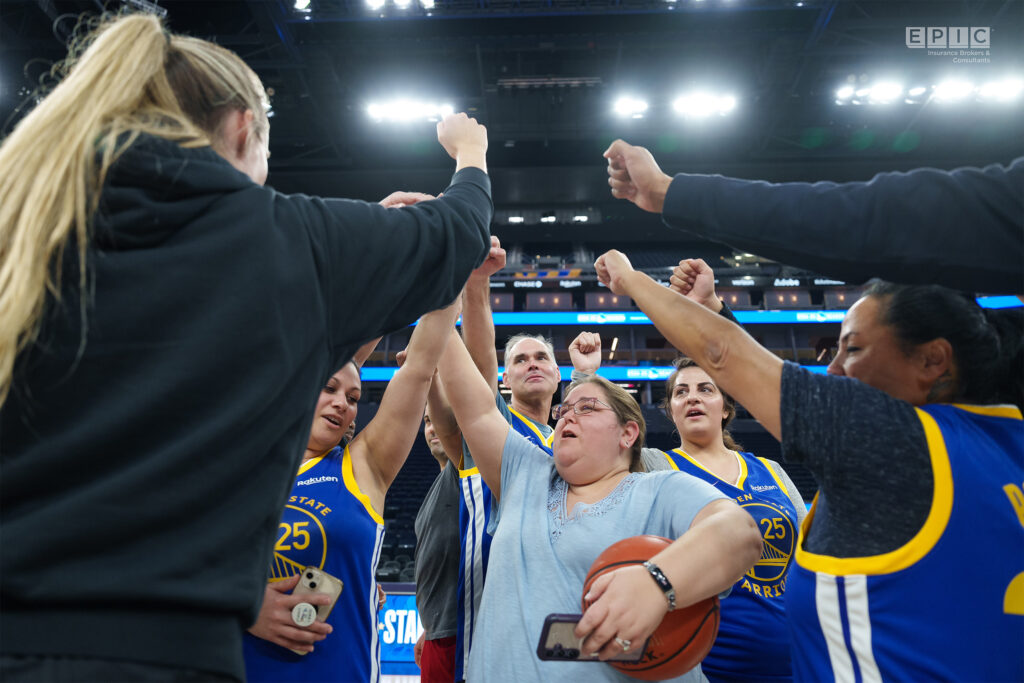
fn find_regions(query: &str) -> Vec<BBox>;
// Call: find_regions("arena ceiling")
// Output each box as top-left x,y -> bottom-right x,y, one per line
3,0 -> 1023,251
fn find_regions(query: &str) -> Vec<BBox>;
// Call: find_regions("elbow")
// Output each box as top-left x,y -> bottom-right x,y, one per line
702,335 -> 730,373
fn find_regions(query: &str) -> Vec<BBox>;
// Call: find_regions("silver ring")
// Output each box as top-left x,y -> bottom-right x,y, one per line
614,637 -> 632,652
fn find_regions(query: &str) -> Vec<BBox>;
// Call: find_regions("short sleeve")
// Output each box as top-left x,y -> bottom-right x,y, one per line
640,447 -> 674,472
489,429 -> 553,533
780,362 -> 926,483
648,471 -> 728,539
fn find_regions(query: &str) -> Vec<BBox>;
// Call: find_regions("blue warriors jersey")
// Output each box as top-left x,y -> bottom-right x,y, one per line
243,446 -> 385,683
455,394 -> 553,681
787,404 -> 1024,682
663,449 -> 799,682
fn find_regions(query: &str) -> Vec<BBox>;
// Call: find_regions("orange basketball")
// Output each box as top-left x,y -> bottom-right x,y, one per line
582,535 -> 719,681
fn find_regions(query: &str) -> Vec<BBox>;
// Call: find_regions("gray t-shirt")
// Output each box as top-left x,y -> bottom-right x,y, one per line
779,362 -> 931,556
413,463 -> 461,639
466,430 -> 726,682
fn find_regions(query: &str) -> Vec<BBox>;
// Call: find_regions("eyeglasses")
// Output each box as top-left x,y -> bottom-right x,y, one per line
551,397 -> 613,421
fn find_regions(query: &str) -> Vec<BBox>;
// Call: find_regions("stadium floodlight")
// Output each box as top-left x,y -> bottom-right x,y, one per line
367,99 -> 455,122
907,86 -> 928,97
934,79 -> 974,102
613,96 -> 648,119
572,215 -> 589,223
836,85 -> 854,100
540,212 -> 557,223
672,92 -> 736,118
978,78 -> 1024,102
394,0 -> 411,8
420,0 -> 435,7
294,0 -> 311,9
868,82 -> 902,104
508,215 -> 525,224
367,0 -> 385,9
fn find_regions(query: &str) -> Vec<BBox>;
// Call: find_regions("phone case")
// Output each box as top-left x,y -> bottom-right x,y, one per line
536,613 -> 647,663
289,566 -> 344,655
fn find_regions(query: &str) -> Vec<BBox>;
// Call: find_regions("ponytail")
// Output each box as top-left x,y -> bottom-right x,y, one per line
983,307 -> 1024,410
0,13 -> 268,405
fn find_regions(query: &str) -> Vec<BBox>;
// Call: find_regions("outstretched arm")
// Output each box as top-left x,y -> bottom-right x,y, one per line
425,370 -> 464,468
596,249 -> 783,438
437,328 -> 510,499
461,235 -> 506,396
351,299 -> 461,504
606,139 -> 1024,293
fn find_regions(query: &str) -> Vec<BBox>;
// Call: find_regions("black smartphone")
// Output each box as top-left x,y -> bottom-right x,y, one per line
536,613 -> 647,663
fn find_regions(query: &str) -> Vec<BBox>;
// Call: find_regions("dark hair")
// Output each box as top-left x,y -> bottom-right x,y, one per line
563,375 -> 646,472
660,357 -> 743,451
865,281 -> 1022,409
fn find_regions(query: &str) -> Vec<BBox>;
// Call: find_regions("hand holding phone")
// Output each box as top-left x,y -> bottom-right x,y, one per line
536,613 -> 647,663
289,567 -> 344,655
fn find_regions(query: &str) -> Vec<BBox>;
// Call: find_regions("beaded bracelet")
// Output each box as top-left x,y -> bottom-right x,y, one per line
642,560 -> 676,611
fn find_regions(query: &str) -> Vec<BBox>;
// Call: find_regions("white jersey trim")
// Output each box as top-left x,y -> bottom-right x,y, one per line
369,524 -> 385,683
844,575 -> 882,683
460,473 -> 487,676
815,573 -> 855,683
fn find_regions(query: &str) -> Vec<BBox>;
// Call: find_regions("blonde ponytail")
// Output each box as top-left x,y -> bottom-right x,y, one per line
0,13 -> 268,406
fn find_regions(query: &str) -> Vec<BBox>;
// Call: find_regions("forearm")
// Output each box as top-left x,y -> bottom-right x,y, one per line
359,306 -> 459,488
621,269 -> 783,437
461,275 -> 499,394
437,328 -> 508,494
651,501 -> 760,608
662,162 -> 1024,293
352,336 -> 382,367
426,372 -> 463,467
401,306 -> 461,381
455,145 -> 487,174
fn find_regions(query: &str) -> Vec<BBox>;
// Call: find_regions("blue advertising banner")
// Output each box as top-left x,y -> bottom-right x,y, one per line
378,585 -> 422,676
363,364 -> 830,382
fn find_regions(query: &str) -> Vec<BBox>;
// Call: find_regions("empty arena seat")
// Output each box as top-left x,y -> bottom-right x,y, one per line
764,289 -> 812,309
717,289 -> 757,310
525,291 -> 573,311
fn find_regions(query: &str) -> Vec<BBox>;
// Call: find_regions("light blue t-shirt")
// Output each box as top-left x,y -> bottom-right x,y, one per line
466,430 -> 728,682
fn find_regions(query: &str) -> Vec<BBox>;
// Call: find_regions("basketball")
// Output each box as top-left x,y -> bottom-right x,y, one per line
582,535 -> 720,681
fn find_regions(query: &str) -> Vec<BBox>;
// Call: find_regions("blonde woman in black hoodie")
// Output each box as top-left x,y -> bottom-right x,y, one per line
0,14 -> 491,682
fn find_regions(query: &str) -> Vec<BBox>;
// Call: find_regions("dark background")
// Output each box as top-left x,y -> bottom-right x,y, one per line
3,0 -> 1022,253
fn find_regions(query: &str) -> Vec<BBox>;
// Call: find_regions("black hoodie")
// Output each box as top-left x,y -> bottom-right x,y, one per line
0,135 -> 491,680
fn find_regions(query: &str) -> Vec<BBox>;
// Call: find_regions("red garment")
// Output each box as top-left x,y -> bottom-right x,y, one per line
420,636 -> 456,683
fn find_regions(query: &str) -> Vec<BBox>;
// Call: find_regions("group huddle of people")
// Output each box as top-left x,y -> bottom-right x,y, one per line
1,12 -> 1021,683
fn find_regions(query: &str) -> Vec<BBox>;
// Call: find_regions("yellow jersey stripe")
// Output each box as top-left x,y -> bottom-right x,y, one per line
341,445 -> 384,525
670,448 -> 748,488
795,408 -> 954,575
297,454 -> 325,475
508,407 -> 554,448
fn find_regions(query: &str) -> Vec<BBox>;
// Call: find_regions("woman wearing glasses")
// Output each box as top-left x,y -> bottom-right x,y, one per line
436,328 -> 762,682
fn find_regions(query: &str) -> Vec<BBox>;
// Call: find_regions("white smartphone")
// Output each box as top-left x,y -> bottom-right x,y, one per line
289,566 -> 343,655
